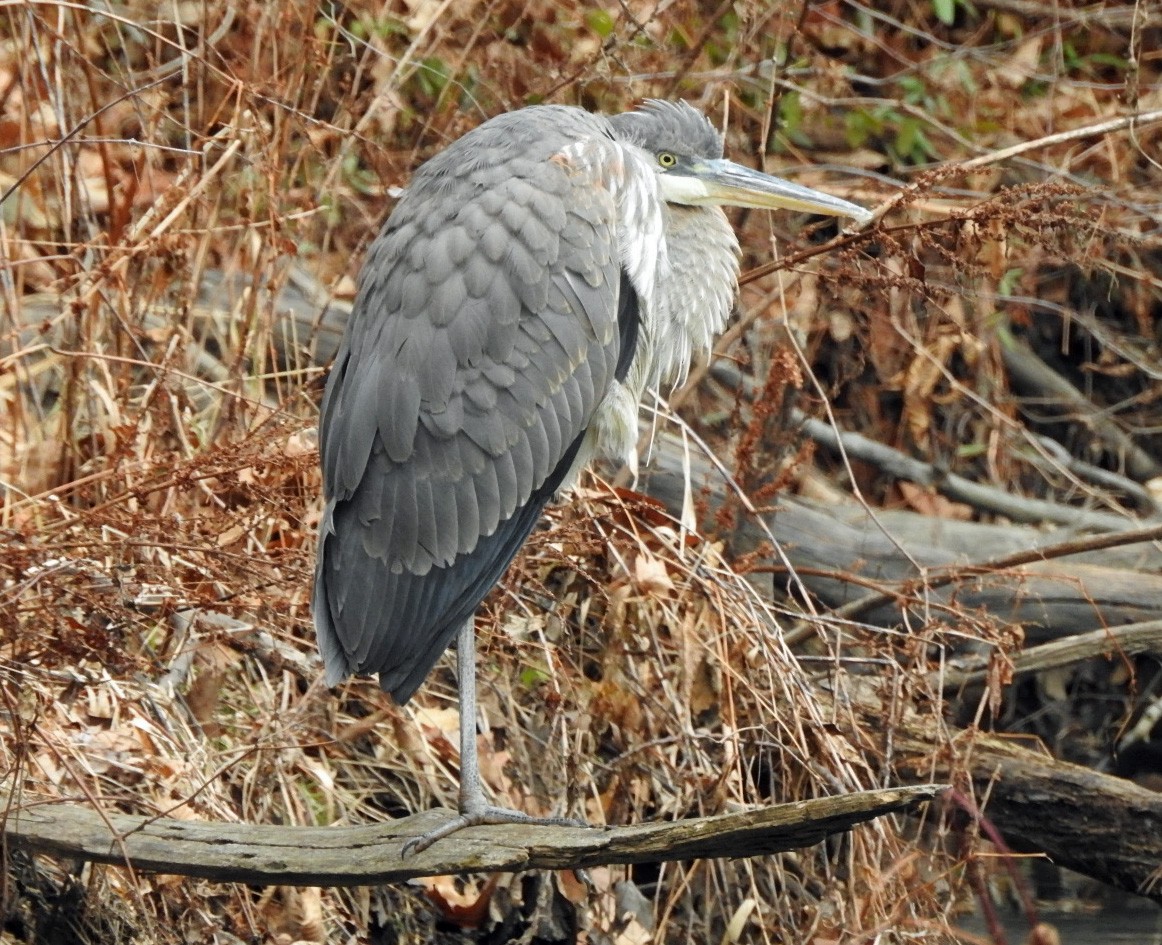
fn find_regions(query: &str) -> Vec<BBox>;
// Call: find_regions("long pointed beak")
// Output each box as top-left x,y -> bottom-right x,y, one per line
682,158 -> 872,225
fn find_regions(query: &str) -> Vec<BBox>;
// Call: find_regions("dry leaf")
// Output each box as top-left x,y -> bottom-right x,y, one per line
613,917 -> 652,945
417,874 -> 499,929
284,430 -> 316,458
216,523 -> 246,547
898,481 -> 973,520
185,668 -> 225,726
557,870 -> 590,905
633,552 -> 674,594
413,705 -> 460,741
722,897 -> 756,943
996,35 -> 1043,88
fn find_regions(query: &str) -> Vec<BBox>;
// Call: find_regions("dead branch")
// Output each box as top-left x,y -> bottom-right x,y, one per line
884,713 -> 1162,903
639,434 -> 1162,642
0,786 -> 939,886
830,507 -> 1162,573
941,618 -> 1162,689
999,328 -> 1161,484
796,411 -> 1147,532
791,674 -> 1162,903
973,0 -> 1162,31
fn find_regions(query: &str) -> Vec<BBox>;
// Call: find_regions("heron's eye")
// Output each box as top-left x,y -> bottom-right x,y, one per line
657,152 -> 677,168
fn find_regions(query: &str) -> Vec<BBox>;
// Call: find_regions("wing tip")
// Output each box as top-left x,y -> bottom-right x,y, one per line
314,602 -> 353,687
379,670 -> 419,705
312,532 -> 354,689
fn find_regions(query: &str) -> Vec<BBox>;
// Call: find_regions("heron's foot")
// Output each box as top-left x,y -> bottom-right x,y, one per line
402,805 -> 587,857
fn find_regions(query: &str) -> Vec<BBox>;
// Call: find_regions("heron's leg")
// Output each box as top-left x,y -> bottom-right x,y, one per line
455,615 -> 488,813
401,620 -> 585,856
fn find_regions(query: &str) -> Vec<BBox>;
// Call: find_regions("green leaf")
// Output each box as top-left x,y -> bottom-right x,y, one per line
894,118 -> 919,158
933,0 -> 956,25
519,666 -> 550,688
912,125 -> 938,159
585,9 -> 615,38
777,92 -> 805,144
373,16 -> 410,39
1085,52 -> 1130,71
845,109 -> 881,149
998,267 -> 1023,295
415,57 -> 450,98
898,75 -> 926,105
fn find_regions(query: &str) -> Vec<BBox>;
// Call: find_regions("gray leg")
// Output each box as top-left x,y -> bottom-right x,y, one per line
401,620 -> 585,856
456,614 -> 488,813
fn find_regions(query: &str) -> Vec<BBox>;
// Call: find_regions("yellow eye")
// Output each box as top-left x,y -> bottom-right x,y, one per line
657,152 -> 677,168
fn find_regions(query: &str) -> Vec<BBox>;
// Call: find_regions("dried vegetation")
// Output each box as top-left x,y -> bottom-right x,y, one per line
1,0 -> 1161,942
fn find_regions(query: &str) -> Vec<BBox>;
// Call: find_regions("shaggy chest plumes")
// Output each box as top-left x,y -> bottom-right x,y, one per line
582,200 -> 739,481
640,203 -> 739,390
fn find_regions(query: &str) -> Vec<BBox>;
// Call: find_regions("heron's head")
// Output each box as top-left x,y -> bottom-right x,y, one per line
609,100 -> 871,225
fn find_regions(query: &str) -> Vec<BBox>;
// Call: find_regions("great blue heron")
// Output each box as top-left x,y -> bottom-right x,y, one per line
313,101 -> 869,853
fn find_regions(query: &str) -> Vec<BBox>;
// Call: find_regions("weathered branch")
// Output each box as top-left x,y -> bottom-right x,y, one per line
998,328 -> 1161,485
796,411 -> 1150,531
638,433 -> 1162,643
635,433 -> 1162,901
0,786 -> 939,886
941,618 -> 1162,689
766,679 -> 1162,903
893,723 -> 1162,903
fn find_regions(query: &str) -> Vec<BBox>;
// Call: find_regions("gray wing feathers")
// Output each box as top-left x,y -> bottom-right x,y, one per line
314,106 -> 629,701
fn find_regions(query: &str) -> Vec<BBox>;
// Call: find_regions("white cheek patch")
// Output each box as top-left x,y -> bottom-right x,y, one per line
657,173 -> 713,206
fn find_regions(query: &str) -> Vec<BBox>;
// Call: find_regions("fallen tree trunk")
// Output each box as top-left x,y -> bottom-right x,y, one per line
637,432 -> 1162,902
856,692 -> 1162,902
0,786 -> 937,886
947,734 -> 1162,901
638,435 -> 1162,642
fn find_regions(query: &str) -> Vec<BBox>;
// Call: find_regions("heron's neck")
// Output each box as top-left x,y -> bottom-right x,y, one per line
584,206 -> 739,482
635,204 -> 739,392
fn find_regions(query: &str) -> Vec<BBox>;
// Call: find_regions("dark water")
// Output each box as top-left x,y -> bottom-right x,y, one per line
959,907 -> 1162,943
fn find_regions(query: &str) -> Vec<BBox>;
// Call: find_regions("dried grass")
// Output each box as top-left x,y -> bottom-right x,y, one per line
2,0 -> 1160,942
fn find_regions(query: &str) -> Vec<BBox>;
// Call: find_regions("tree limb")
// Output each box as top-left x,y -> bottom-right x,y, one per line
0,786 -> 940,886
796,411 -> 1148,532
896,725 -> 1162,902
998,327 -> 1161,485
638,436 -> 1162,647
940,618 -> 1162,689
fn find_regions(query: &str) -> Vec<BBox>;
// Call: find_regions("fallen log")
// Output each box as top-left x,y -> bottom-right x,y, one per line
0,786 -> 938,886
951,735 -> 1162,902
638,434 -> 1162,642
877,704 -> 1162,903
638,433 -> 1162,902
